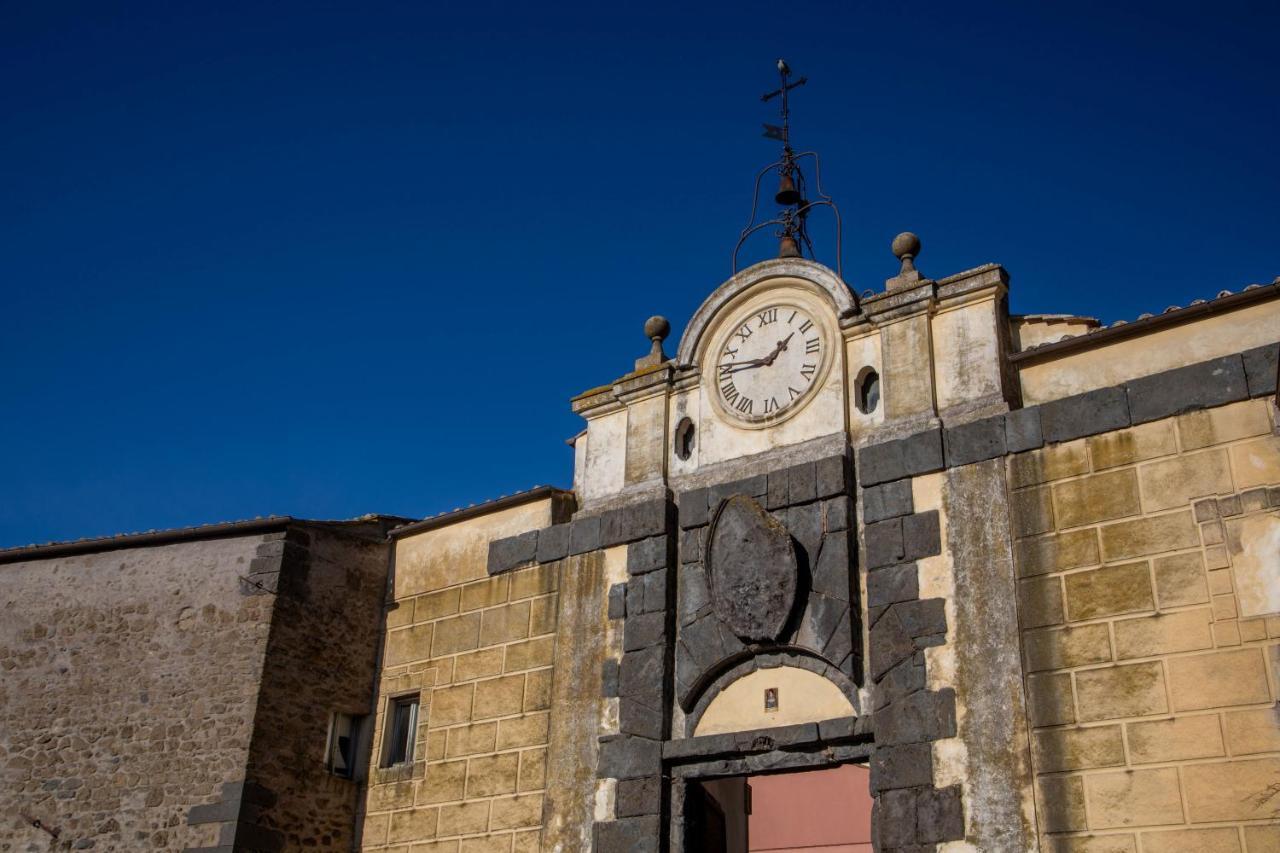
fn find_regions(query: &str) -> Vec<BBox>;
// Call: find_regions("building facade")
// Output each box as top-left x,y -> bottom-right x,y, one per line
3,237 -> 1279,852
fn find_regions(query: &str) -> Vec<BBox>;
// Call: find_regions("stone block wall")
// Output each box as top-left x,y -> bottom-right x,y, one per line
1,535 -> 276,850
1009,398 -> 1280,852
360,561 -> 561,853
243,525 -> 394,851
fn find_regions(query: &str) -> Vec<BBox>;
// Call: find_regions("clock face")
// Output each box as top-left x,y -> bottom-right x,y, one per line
714,303 -> 826,423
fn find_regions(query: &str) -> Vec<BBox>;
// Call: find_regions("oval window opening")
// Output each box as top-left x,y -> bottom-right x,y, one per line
857,369 -> 880,415
674,417 -> 696,461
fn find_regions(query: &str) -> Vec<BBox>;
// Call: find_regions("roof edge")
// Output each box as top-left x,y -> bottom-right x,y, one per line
0,514 -> 413,565
389,486 -> 575,540
1009,282 -> 1280,364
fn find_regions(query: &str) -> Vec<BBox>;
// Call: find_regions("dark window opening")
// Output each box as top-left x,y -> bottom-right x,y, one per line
857,369 -> 880,415
675,417 -> 696,461
383,695 -> 419,767
326,712 -> 363,778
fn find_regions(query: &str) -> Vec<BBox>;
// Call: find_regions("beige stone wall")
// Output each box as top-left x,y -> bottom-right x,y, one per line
1009,398 -> 1280,852
361,504 -> 561,853
1017,298 -> 1280,405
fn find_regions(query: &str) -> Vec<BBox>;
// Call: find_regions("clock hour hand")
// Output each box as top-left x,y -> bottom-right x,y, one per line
764,333 -> 795,364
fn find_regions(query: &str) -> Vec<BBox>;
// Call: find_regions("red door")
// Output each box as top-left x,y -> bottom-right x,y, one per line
747,764 -> 873,853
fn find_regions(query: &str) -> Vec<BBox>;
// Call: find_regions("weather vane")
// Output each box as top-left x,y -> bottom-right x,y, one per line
733,59 -> 846,284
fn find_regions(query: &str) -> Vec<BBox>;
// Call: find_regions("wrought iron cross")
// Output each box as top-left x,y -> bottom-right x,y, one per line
761,59 -> 807,150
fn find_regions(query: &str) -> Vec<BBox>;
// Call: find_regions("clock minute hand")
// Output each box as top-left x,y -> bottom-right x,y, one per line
719,358 -> 768,373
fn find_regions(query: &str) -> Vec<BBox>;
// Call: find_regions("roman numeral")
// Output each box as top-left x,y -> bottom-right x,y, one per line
718,364 -> 734,377
787,310 -> 797,324
733,324 -> 753,342
764,397 -> 779,414
756,308 -> 777,326
805,338 -> 820,354
798,319 -> 813,334
800,363 -> 816,379
788,386 -> 802,400
721,381 -> 739,405
735,396 -> 754,414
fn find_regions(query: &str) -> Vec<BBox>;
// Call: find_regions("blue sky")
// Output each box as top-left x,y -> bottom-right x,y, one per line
2,1 -> 1277,547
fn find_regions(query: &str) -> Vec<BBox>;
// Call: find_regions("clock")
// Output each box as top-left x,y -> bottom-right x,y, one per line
711,302 -> 829,424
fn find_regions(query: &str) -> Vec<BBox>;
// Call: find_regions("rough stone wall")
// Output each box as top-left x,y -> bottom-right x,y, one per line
242,525 -> 392,851
359,561 -> 560,852
1010,398 -> 1280,852
0,535 -> 274,851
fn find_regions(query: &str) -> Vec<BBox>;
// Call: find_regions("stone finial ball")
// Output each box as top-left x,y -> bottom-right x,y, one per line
892,232 -> 921,260
644,315 -> 670,342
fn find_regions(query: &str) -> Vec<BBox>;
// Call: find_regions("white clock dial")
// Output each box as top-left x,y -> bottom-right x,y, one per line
715,304 -> 825,422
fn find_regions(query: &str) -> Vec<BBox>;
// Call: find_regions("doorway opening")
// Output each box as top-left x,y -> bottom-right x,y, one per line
685,763 -> 873,852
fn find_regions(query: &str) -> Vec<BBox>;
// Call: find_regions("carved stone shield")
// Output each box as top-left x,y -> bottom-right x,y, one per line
706,494 -> 799,642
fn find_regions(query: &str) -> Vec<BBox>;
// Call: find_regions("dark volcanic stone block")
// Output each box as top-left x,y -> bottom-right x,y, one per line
679,487 -> 709,529
902,429 -> 944,476
487,531 -> 538,575
607,583 -> 627,619
859,440 -> 906,487
619,697 -> 663,739
1004,406 -> 1044,454
787,501 -> 823,558
863,479 -> 913,524
623,611 -> 667,652
896,598 -> 946,639
876,689 -> 957,746
822,495 -> 852,532
1125,355 -> 1250,424
815,454 -> 848,498
902,511 -> 941,561
626,535 -> 668,576
615,776 -> 662,817
679,527 -> 702,564
786,461 -> 818,504
765,468 -> 790,509
535,523 -> 570,563
1243,343 -> 1279,397
810,534 -> 851,601
620,499 -> 670,543
619,646 -> 665,697
1040,386 -> 1130,443
865,518 -> 905,568
601,659 -> 619,698
867,562 -> 919,607
944,415 -> 1008,467
871,741 -> 933,792
568,515 -> 602,556
796,594 -> 847,652
595,815 -> 661,853
641,570 -> 667,613
596,735 -> 662,780
876,787 -> 918,848
876,654 -> 926,709
870,607 -> 915,681
678,565 -> 711,625
917,785 -> 965,843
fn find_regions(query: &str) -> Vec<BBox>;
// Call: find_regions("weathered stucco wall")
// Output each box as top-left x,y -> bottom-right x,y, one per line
1009,398 -> 1280,852
0,535 -> 274,850
361,501 -> 562,853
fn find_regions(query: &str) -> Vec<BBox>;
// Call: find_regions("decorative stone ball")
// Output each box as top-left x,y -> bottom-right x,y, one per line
891,231 -> 921,260
644,315 -> 670,342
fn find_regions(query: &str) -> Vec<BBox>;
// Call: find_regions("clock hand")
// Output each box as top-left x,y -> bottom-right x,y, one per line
764,333 -> 795,365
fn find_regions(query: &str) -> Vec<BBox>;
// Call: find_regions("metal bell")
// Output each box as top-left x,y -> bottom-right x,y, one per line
774,172 -> 801,206
778,235 -> 801,258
